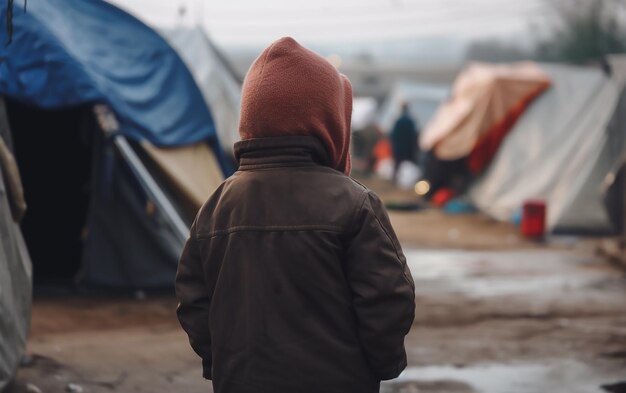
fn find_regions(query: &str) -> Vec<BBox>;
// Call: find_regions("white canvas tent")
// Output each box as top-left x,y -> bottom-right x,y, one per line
0,159 -> 31,392
161,27 -> 242,156
469,64 -> 626,233
351,97 -> 378,131
0,109 -> 31,391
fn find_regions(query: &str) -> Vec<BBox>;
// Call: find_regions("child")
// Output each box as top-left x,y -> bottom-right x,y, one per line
176,37 -> 415,393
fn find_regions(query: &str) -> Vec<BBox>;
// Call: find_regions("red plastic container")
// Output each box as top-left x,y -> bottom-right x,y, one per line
521,200 -> 546,239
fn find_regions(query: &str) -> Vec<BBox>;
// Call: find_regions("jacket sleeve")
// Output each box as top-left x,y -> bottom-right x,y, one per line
345,190 -> 416,380
175,226 -> 213,380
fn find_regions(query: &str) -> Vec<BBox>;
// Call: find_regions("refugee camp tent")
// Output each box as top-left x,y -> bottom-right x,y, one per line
377,82 -> 449,133
0,102 -> 31,392
0,0 -> 229,289
421,63 -> 551,174
161,27 -> 243,156
416,63 -> 552,199
352,97 -> 379,131
469,64 -> 626,233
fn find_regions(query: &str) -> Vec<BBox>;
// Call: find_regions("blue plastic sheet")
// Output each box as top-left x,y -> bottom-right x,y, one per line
0,0 -> 224,154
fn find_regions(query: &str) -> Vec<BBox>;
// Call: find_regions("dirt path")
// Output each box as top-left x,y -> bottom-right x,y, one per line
12,246 -> 626,393
9,178 -> 626,393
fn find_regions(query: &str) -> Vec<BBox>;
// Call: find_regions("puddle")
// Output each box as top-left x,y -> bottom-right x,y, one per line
404,249 -> 622,298
382,360 -> 623,393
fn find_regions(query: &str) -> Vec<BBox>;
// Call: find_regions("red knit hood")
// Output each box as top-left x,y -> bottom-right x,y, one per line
238,37 -> 353,175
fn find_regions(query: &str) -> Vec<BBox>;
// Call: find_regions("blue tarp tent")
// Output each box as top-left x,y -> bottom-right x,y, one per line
0,0 -> 230,156
0,0 -> 230,289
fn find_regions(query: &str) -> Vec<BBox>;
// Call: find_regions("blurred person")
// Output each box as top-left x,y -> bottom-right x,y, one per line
390,103 -> 420,182
362,123 -> 383,175
352,122 -> 382,175
176,37 -> 415,393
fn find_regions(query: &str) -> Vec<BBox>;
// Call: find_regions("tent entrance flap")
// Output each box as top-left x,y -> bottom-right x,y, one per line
6,100 -> 96,285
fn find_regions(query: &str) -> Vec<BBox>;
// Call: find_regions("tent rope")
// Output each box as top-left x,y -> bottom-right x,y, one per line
5,0 -> 27,46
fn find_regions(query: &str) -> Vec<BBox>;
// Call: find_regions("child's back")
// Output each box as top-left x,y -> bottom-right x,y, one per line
176,37 -> 415,393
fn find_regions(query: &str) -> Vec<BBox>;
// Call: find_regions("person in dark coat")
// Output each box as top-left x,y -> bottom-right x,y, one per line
390,103 -> 420,181
176,36 -> 416,393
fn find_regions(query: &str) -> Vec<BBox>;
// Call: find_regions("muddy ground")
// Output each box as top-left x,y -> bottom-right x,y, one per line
9,178 -> 626,393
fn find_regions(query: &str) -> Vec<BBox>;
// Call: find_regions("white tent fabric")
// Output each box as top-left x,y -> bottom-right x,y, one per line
469,64 -> 623,232
377,82 -> 449,133
351,97 -> 378,130
161,27 -> 242,155
0,162 -> 32,390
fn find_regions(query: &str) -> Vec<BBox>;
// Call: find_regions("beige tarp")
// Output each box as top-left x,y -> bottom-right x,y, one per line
141,141 -> 224,210
421,62 -> 550,162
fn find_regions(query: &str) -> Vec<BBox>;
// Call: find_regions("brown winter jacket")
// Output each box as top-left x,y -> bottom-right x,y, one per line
176,136 -> 416,393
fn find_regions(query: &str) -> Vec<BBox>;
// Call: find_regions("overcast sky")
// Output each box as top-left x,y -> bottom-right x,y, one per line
107,0 -> 547,46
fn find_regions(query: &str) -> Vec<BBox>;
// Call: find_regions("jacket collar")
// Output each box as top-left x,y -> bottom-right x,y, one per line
234,136 -> 332,171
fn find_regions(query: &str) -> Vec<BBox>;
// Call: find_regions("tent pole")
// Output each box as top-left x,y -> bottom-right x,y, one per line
113,135 -> 189,244
93,105 -> 189,246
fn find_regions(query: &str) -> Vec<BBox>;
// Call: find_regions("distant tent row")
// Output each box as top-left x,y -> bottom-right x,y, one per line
350,82 -> 448,176
420,62 -> 626,234
468,64 -> 626,234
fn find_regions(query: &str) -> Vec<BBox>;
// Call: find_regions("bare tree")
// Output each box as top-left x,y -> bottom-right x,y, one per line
536,0 -> 626,63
